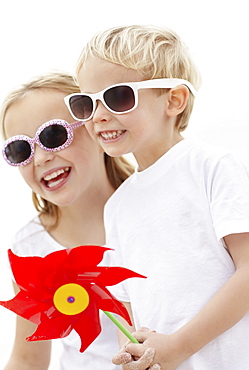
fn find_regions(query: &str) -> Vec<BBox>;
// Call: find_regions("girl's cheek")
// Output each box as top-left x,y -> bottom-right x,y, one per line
85,122 -> 95,140
19,166 -> 33,184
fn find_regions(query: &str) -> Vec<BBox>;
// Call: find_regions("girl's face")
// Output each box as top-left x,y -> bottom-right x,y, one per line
4,89 -> 105,207
77,57 -> 183,170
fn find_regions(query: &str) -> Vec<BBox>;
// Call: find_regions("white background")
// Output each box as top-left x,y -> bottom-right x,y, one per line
0,0 -> 249,368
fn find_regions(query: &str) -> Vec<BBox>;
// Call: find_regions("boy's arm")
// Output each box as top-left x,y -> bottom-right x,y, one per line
4,281 -> 51,370
124,232 -> 249,369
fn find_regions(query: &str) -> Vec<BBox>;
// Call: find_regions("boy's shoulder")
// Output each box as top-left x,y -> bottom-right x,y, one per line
185,138 -> 232,158
105,138 -> 248,209
188,138 -> 248,171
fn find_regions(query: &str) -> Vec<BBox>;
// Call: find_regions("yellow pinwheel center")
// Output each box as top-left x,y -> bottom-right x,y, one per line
53,283 -> 89,315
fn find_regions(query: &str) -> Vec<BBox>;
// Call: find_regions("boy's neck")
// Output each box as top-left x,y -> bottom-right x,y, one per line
136,134 -> 184,171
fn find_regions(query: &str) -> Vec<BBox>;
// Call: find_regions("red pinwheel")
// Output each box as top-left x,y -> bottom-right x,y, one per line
0,246 -> 145,352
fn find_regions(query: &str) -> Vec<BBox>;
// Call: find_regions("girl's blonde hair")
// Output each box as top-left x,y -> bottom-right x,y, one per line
76,25 -> 201,131
0,71 -> 134,228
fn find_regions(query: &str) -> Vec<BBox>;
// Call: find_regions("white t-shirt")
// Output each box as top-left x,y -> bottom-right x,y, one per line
105,138 -> 249,369
11,217 -> 121,370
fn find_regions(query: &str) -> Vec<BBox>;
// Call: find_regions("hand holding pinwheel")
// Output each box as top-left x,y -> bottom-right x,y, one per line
0,245 -> 145,352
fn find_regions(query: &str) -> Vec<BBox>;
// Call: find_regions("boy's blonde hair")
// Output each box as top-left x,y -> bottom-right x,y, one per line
76,25 -> 201,131
0,71 -> 134,229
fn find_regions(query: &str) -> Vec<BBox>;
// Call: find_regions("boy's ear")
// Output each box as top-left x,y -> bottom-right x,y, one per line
165,85 -> 189,117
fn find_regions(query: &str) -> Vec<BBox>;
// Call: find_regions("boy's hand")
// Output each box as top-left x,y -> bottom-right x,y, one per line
112,345 -> 161,369
112,327 -> 161,369
125,329 -> 187,370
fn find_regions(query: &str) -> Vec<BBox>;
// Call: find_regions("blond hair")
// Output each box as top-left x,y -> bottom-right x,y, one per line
0,71 -> 134,229
76,25 -> 201,131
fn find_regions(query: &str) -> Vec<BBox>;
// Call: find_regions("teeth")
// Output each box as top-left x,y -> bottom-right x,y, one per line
100,130 -> 123,140
43,167 -> 69,181
47,178 -> 64,188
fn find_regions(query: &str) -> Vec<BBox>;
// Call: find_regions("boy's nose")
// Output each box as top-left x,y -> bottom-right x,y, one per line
92,100 -> 111,123
33,145 -> 55,166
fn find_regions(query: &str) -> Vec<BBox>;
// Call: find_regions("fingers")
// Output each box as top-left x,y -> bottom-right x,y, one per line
124,347 -> 156,370
130,327 -> 156,345
125,328 -> 160,369
149,364 -> 162,369
124,328 -> 157,362
138,326 -> 150,332
132,330 -> 151,343
112,344 -> 132,365
112,328 -> 159,368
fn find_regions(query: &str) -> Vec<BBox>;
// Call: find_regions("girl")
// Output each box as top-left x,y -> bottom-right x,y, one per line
0,71 -> 134,370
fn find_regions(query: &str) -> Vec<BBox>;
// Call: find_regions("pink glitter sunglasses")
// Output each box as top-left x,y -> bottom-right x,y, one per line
2,119 -> 83,166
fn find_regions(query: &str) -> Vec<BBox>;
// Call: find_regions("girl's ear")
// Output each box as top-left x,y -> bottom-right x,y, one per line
165,85 -> 189,117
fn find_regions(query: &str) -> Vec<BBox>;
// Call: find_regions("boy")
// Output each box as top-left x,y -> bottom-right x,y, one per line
66,25 -> 249,369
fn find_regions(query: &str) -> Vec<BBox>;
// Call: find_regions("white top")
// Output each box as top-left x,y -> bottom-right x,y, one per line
104,138 -> 249,369
11,217 -> 121,370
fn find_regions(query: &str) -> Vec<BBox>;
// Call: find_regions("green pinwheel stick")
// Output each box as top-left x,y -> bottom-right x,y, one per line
103,311 -> 139,343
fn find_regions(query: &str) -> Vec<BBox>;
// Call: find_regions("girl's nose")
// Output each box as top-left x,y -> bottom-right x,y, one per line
33,145 -> 55,166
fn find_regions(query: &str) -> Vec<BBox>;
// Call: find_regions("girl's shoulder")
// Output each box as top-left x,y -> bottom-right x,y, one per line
12,216 -> 44,242
11,216 -> 62,257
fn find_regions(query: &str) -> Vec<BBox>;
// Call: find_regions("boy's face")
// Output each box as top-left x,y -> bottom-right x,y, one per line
77,57 -> 183,170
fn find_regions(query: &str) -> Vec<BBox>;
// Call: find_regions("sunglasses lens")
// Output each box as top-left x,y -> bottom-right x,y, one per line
39,125 -> 68,149
69,95 -> 93,120
5,140 -> 31,164
104,86 -> 135,112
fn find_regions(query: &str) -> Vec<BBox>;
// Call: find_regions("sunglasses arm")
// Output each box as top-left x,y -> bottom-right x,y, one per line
136,78 -> 197,97
70,121 -> 85,129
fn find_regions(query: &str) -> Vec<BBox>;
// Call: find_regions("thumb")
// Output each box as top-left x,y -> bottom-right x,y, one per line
126,343 -> 146,358
132,330 -> 152,344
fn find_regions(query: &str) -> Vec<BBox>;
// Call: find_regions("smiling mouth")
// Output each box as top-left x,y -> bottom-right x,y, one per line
99,130 -> 125,140
42,167 -> 70,188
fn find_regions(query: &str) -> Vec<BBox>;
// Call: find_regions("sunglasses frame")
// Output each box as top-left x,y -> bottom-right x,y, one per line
2,119 -> 83,166
64,78 -> 197,122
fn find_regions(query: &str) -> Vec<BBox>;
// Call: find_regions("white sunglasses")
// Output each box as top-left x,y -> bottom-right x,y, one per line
64,78 -> 197,122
